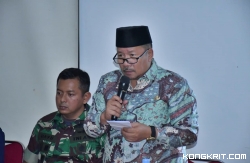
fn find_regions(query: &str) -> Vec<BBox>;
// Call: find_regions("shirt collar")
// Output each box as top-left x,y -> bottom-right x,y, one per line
53,104 -> 90,126
143,58 -> 158,81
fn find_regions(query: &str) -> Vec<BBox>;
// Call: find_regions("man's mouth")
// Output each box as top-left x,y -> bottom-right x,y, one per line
59,105 -> 68,109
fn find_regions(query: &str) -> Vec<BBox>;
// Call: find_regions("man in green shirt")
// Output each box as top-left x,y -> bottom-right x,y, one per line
84,26 -> 198,162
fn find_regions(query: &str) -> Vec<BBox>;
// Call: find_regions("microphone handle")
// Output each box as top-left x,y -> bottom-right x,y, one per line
111,115 -> 118,120
111,90 -> 126,120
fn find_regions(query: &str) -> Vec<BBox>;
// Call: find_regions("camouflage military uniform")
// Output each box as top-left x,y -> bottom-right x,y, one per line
24,104 -> 105,163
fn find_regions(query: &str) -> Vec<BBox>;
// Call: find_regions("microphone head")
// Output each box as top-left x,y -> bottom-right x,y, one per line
119,75 -> 130,91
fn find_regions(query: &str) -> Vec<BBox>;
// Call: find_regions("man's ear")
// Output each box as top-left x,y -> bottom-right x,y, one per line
83,92 -> 91,104
148,48 -> 154,61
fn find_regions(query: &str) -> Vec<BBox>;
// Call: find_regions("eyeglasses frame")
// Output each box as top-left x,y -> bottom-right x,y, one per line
113,48 -> 150,64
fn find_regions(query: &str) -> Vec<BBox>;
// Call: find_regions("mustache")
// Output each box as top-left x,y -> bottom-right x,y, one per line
122,67 -> 134,71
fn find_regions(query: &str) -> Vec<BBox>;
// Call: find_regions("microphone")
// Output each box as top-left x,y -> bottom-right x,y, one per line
111,75 -> 130,120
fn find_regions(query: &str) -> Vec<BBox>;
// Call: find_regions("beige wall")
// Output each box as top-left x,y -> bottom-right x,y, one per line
0,0 -> 78,147
79,1 -> 250,163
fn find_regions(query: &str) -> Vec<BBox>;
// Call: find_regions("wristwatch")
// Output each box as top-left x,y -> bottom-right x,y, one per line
146,126 -> 156,141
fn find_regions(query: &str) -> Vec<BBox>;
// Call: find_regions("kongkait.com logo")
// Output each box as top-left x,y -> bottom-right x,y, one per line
183,154 -> 247,160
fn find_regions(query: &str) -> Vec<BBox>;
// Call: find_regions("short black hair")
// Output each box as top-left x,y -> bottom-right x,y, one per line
56,68 -> 90,95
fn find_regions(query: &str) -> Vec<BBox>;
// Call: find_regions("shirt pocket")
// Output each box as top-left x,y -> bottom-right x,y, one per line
70,131 -> 102,156
38,130 -> 56,157
134,99 -> 170,126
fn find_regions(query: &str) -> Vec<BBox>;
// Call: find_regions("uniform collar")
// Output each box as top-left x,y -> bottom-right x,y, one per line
53,104 -> 90,126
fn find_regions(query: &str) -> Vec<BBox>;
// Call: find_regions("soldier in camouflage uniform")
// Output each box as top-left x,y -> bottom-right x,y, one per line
23,68 -> 105,163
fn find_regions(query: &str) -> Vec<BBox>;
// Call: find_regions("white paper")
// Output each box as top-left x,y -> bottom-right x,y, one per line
107,121 -> 132,130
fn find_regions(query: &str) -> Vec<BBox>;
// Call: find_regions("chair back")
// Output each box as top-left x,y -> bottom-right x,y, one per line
4,140 -> 25,163
0,128 -> 4,163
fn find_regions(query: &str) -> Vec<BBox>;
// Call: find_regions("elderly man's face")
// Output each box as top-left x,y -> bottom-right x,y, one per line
116,46 -> 153,86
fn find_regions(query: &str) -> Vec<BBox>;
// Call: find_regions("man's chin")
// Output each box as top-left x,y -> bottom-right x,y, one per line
123,72 -> 134,78
123,74 -> 138,80
58,110 -> 68,115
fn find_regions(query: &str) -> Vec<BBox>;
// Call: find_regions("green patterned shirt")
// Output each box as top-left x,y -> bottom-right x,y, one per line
84,59 -> 198,163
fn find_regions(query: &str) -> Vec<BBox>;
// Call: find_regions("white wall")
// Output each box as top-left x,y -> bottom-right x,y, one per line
79,0 -> 250,162
0,0 -> 78,147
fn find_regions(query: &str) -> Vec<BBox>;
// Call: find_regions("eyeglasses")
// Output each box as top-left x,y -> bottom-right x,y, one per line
113,49 -> 150,64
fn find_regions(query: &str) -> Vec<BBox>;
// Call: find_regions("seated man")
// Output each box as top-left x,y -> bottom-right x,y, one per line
23,68 -> 105,163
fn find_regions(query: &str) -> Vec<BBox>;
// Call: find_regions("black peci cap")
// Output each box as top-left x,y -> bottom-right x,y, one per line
116,26 -> 152,48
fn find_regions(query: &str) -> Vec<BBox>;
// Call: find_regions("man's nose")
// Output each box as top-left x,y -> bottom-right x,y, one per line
60,93 -> 67,102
